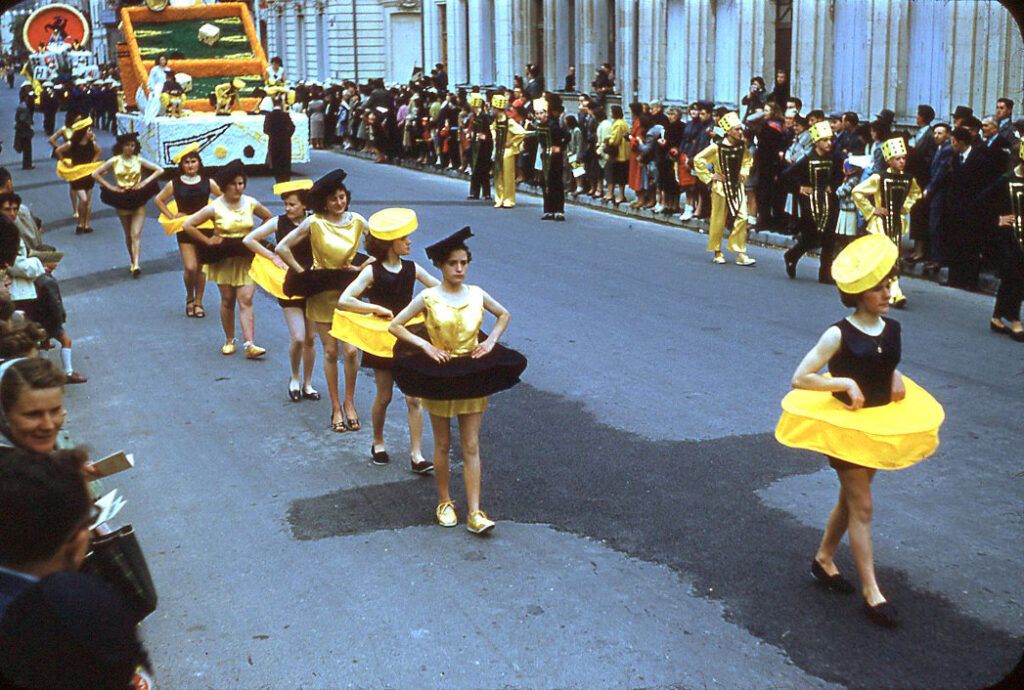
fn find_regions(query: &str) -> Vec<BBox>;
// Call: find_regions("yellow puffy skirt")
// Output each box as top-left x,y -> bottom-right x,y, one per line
56,159 -> 102,182
157,199 -> 214,236
248,254 -> 288,299
774,375 -> 944,470
422,397 -> 488,418
330,310 -> 424,357
205,255 -> 254,287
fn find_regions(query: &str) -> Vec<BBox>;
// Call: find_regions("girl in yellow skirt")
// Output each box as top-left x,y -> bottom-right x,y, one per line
276,169 -> 369,432
335,207 -> 439,473
390,228 -> 526,534
182,159 -> 273,358
776,233 -> 944,627
54,116 -> 101,235
92,132 -> 165,277
243,179 -> 319,402
154,143 -> 222,317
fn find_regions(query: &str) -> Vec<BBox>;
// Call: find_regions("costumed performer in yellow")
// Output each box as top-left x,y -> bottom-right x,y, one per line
49,112 -> 88,219
776,233 -> 944,628
182,159 -> 274,358
276,169 -> 370,432
154,143 -> 223,317
54,116 -> 101,235
851,136 -> 921,308
389,227 -> 527,534
335,208 -> 439,473
692,111 -> 757,266
490,93 -> 526,208
243,179 -> 320,402
92,132 -> 165,277
214,78 -> 245,116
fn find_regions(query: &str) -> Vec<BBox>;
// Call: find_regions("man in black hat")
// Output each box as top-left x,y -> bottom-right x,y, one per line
264,94 -> 295,183
536,96 -> 569,221
952,105 -> 973,129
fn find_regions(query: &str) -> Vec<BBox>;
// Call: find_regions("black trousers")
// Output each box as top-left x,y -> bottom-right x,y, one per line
20,138 -> 32,169
984,229 -> 1024,322
785,205 -> 838,281
542,165 -> 565,214
469,157 -> 491,198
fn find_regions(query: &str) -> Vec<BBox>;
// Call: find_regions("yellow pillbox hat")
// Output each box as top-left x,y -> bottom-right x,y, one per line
809,120 -> 833,144
831,234 -> 898,294
70,117 -> 93,132
491,93 -> 508,110
718,111 -> 742,131
273,179 -> 314,196
881,137 -> 907,160
468,92 -> 484,106
368,207 -> 418,241
231,77 -> 246,90
171,142 -> 200,164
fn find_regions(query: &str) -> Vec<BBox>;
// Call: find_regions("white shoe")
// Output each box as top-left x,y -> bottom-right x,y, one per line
747,214 -> 758,225
653,203 -> 664,213
680,208 -> 695,221
736,255 -> 757,267
711,253 -> 726,264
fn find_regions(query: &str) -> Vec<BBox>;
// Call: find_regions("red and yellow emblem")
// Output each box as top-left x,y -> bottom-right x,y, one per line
22,4 -> 91,53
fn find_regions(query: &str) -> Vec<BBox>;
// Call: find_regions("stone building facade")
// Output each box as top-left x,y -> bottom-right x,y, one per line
261,0 -> 1022,122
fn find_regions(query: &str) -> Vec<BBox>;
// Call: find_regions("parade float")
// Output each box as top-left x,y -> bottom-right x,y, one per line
23,4 -> 99,85
115,1 -> 308,168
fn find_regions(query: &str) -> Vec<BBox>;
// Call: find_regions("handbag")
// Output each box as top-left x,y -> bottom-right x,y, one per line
82,525 -> 158,623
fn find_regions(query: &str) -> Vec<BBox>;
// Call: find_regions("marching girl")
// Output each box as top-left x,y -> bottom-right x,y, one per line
182,159 -> 274,358
92,132 -> 165,277
276,169 -> 370,432
776,234 -> 944,627
154,143 -> 222,317
334,208 -> 439,473
54,117 -> 101,235
49,112 -> 86,219
389,227 -> 527,534
243,179 -> 319,402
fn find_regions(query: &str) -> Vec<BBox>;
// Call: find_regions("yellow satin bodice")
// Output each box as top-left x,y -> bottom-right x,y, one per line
422,285 -> 484,356
211,196 -> 256,238
310,212 -> 365,269
113,155 -> 142,188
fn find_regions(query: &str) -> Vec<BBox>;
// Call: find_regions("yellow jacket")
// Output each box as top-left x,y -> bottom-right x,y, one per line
491,117 -> 527,160
692,141 -> 752,198
605,118 -> 630,162
851,172 -> 922,237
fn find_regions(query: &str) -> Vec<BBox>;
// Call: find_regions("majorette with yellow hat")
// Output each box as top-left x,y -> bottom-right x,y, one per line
534,94 -> 570,221
981,137 -> 1024,341
851,136 -> 922,307
490,91 -> 527,208
54,115 -> 102,235
466,91 -> 494,201
692,111 -> 757,266
154,142 -> 222,317
781,119 -> 845,283
333,208 -> 440,473
776,233 -> 944,628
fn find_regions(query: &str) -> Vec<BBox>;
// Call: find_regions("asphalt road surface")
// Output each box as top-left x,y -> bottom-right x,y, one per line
2,85 -> 1021,688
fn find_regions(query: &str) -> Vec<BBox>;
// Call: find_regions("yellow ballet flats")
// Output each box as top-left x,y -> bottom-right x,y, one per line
435,501 -> 457,528
244,342 -> 267,359
221,339 -> 237,355
466,510 -> 495,534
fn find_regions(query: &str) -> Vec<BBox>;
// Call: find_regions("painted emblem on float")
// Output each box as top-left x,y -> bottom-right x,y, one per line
22,4 -> 91,52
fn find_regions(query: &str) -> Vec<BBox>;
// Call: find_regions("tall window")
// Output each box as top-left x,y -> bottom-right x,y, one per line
274,12 -> 286,66
532,0 -> 544,76
774,0 -> 792,76
713,0 -> 738,106
295,13 -> 307,80
439,3 -> 448,67
606,0 -> 616,78
316,11 -> 329,80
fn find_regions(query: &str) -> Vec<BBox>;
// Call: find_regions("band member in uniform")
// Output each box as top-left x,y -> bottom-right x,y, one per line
983,138 -> 1024,341
466,93 -> 492,201
244,179 -> 320,400
781,120 -> 844,283
335,208 -> 439,473
155,143 -> 223,317
776,234 -> 944,627
535,96 -> 569,221
693,112 -> 757,266
389,227 -> 527,534
852,137 -> 921,308
54,117 -> 101,235
491,94 -> 527,209
276,169 -> 370,432
182,159 -> 274,358
92,133 -> 165,277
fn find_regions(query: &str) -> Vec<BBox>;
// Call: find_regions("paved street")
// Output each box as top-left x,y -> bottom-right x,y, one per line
2,86 -> 1021,688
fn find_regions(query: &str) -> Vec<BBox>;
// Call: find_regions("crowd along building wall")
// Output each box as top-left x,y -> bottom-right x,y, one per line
262,0 -> 1022,123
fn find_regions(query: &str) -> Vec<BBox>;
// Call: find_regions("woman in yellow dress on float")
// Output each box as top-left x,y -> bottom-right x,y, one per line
776,233 -> 944,627
389,228 -> 527,534
182,159 -> 274,358
335,207 -> 439,474
154,143 -> 223,318
275,169 -> 370,432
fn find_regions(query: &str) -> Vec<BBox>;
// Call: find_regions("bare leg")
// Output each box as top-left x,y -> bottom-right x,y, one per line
837,466 -> 885,605
302,315 -> 316,389
236,285 -> 256,343
340,339 -> 359,422
217,284 -> 237,341
316,323 -> 343,425
371,369 -> 394,449
282,306 -> 306,383
116,211 -> 134,262
77,190 -> 92,228
815,482 -> 849,576
429,413 -> 452,503
69,186 -> 77,217
457,411 -> 484,514
406,395 -> 426,462
129,208 -> 145,268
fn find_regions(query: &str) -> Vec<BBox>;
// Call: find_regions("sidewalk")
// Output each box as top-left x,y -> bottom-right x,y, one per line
330,146 -> 1001,296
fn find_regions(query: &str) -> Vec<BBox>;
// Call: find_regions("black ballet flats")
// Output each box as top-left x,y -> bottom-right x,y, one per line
810,560 -> 855,594
863,600 -> 899,628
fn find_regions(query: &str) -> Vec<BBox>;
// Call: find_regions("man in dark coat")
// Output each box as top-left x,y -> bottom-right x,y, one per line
943,126 -> 996,289
908,104 -> 938,261
923,122 -> 954,269
264,96 -> 295,183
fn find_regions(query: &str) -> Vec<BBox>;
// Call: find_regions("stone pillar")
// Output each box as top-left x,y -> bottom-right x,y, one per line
467,0 -> 495,85
791,0 -> 832,111
545,1 -> 573,93
619,0 -> 641,102
448,0 -> 470,85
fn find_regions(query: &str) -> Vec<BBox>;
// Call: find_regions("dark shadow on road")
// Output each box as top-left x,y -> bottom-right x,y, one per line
288,383 -> 1021,688
46,209 -> 119,232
